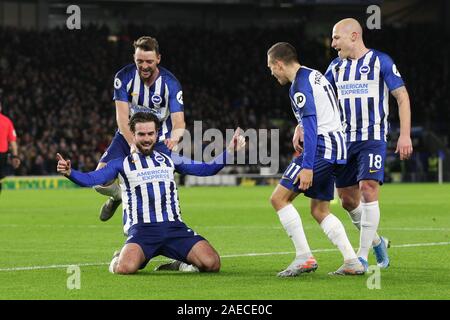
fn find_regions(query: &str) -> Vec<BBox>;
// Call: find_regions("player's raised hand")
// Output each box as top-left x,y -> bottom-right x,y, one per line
395,135 -> 413,160
227,127 -> 246,153
164,137 -> 180,152
56,153 -> 71,176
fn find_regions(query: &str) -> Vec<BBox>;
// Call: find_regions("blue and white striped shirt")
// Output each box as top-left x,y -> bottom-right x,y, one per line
113,65 -> 184,142
68,151 -> 227,234
325,49 -> 404,142
290,66 -> 346,169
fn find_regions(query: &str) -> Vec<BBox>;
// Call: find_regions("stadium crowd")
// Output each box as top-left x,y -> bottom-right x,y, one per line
0,23 -> 448,177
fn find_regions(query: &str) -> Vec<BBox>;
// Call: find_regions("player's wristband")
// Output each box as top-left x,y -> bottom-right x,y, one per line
11,155 -> 19,159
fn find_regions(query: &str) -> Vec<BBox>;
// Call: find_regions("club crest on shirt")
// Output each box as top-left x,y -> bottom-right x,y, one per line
359,65 -> 371,75
293,92 -> 306,109
151,94 -> 162,105
154,154 -> 166,164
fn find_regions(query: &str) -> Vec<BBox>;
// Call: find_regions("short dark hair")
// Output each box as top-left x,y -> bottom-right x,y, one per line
133,36 -> 160,55
267,42 -> 299,64
129,112 -> 160,133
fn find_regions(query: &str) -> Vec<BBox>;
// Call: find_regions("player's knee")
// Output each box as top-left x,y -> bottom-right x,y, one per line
339,193 -> 359,212
115,261 -> 138,275
200,254 -> 220,272
270,193 -> 289,211
359,181 -> 379,200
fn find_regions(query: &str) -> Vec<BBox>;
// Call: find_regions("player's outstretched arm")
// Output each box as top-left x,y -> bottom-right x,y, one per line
173,128 -> 245,176
56,153 -> 120,187
391,86 -> 413,160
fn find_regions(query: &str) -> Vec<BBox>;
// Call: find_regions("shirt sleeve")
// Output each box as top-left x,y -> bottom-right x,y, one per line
167,77 -> 184,113
113,69 -> 131,103
67,158 -> 121,187
379,53 -> 405,92
324,61 -> 337,89
7,119 -> 17,142
171,151 -> 229,176
292,79 -> 317,118
301,115 -> 317,170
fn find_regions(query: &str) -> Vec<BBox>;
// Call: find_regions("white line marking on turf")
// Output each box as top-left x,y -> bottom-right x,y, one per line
1,241 -> 449,272
1,224 -> 449,231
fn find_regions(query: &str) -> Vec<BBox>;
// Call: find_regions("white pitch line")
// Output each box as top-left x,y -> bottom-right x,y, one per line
0,262 -> 108,272
390,241 -> 450,248
0,224 -> 449,231
380,227 -> 450,231
1,241 -> 449,272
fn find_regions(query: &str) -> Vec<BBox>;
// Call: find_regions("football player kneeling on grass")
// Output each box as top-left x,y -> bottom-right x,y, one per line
57,112 -> 245,274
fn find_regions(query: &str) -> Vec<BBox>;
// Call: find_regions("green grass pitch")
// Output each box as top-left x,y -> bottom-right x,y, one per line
0,184 -> 449,300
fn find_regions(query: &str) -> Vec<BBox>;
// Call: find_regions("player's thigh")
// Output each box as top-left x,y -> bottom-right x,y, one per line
336,144 -> 359,189
125,224 -> 165,269
303,158 -> 337,202
117,243 -> 146,272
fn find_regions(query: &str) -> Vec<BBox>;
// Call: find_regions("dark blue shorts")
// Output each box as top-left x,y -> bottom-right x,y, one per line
100,131 -> 170,163
279,155 -> 343,201
335,140 -> 386,188
125,221 -> 206,269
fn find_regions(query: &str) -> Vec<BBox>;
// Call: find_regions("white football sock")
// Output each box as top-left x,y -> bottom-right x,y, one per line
358,201 -> 381,260
348,203 -> 381,247
277,204 -> 312,258
93,183 -> 122,201
320,213 -> 357,262
179,263 -> 199,272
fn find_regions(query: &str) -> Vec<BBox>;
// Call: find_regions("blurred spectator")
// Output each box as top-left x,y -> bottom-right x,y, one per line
0,23 -> 448,177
